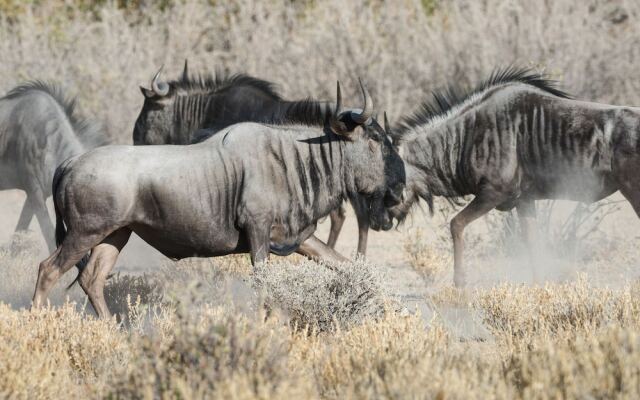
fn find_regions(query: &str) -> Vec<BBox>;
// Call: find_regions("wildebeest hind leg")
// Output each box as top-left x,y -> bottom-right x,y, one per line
516,200 -> 540,284
32,232 -> 103,310
450,190 -> 512,287
78,228 -> 131,319
327,207 -> 346,249
246,225 -> 271,265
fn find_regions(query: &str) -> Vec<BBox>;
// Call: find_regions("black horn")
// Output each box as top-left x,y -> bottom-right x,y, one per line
384,112 -> 391,135
182,59 -> 189,81
351,77 -> 373,124
151,65 -> 170,97
331,81 -> 348,134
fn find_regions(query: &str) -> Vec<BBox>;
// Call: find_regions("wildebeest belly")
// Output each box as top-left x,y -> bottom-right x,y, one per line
130,221 -> 246,260
522,164 -> 617,203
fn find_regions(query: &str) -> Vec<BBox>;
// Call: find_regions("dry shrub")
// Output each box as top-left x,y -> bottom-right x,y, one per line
103,272 -> 164,323
0,303 -> 129,399
296,313 -> 506,399
108,305 -> 315,400
504,326 -> 640,399
403,228 -> 450,283
253,258 -> 390,332
2,271 -> 640,398
475,278 -> 640,347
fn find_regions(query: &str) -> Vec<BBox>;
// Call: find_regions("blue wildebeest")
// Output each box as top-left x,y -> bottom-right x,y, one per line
32,81 -> 406,318
133,63 -> 373,255
384,66 -> 640,287
0,82 -> 105,251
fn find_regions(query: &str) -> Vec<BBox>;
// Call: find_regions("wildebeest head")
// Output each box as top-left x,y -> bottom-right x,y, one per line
133,65 -> 179,145
329,80 -> 405,231
133,62 -> 284,145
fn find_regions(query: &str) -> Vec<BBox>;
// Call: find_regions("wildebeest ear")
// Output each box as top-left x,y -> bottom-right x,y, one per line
140,86 -> 155,99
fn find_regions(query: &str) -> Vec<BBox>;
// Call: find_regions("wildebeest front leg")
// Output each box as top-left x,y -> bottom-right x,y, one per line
34,200 -> 56,253
351,196 -> 370,256
516,200 -> 539,283
19,184 -> 55,252
450,191 -> 510,287
297,235 -> 349,263
14,199 -> 34,232
327,206 -> 346,249
246,225 -> 271,265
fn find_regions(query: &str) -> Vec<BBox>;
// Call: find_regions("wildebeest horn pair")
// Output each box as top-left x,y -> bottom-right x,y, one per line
331,78 -> 374,134
144,60 -> 189,97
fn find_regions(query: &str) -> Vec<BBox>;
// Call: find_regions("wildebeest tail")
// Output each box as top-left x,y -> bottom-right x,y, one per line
52,166 -> 66,247
52,163 -> 90,290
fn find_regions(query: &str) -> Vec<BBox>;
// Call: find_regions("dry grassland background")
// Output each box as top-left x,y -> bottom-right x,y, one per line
2,0 -> 640,398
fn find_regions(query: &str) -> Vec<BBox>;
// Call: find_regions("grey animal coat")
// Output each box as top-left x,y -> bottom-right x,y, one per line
389,67 -> 640,286
32,84 -> 405,318
133,66 -> 383,255
0,82 -> 104,250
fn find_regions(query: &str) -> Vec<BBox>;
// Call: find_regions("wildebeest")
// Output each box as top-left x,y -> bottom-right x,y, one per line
384,66 -> 640,287
0,82 -> 105,251
32,81 -> 405,318
133,63 -> 373,255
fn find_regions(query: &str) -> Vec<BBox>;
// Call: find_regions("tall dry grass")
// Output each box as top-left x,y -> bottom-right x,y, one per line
1,0 -> 639,143
1,234 -> 640,398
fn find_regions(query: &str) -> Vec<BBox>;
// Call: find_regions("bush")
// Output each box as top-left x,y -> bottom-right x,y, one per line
108,305 -> 314,399
253,258 -> 391,332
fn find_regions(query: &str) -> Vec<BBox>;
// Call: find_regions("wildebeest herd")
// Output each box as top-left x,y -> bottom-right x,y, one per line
1,63 -> 638,318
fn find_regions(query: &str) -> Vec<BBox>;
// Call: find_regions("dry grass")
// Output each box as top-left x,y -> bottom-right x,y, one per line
2,0 -> 640,144
1,235 -> 640,399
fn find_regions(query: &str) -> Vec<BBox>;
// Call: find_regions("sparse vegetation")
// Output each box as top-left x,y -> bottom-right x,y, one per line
1,231 -> 640,398
3,0 -> 640,398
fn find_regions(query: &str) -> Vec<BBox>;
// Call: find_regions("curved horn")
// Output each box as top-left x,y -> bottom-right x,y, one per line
331,81 -> 348,134
151,65 -> 170,96
334,81 -> 343,116
182,59 -> 189,81
351,77 -> 373,124
384,111 -> 391,135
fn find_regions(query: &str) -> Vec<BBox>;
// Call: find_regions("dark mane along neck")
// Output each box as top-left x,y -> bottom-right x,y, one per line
393,66 -> 571,143
266,99 -> 332,127
172,71 -> 332,144
171,72 -> 283,100
393,66 -> 573,216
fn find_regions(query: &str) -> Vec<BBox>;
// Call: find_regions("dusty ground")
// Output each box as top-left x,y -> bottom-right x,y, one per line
2,188 -> 639,319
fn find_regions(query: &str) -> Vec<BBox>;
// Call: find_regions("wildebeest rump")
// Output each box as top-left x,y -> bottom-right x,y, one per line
133,63 -> 373,255
386,66 -> 640,287
32,82 -> 405,318
0,82 -> 105,251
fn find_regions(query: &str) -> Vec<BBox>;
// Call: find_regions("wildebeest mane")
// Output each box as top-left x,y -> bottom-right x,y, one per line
4,81 -> 106,147
394,66 -> 572,140
170,71 -> 284,101
183,71 -> 332,144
